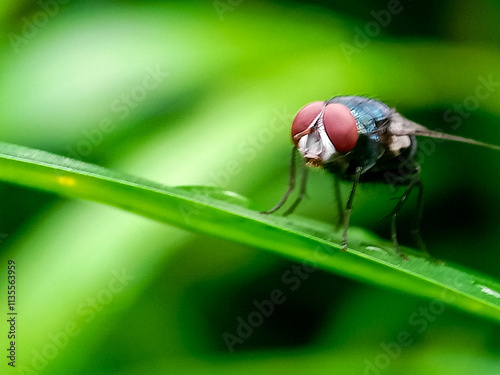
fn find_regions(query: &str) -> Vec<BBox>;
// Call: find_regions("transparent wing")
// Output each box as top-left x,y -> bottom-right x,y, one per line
385,111 -> 500,151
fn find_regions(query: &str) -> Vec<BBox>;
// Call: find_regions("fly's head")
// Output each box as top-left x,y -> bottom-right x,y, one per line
291,101 -> 359,167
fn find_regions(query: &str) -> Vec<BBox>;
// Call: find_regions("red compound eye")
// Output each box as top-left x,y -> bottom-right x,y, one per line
291,101 -> 324,146
323,103 -> 358,153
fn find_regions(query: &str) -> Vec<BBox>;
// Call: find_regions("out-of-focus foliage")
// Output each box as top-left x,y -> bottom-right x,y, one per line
0,1 -> 499,374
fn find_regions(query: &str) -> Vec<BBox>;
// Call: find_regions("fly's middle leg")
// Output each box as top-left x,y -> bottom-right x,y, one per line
342,166 -> 362,251
333,178 -> 345,230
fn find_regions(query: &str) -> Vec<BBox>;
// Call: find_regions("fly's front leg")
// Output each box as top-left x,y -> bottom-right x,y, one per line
342,167 -> 362,251
283,165 -> 308,216
261,146 -> 307,215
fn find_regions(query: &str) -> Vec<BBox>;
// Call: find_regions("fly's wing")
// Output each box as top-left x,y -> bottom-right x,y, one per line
386,111 -> 500,151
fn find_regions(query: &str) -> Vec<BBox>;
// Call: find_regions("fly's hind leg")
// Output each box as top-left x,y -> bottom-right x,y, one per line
411,179 -> 429,256
388,172 -> 424,259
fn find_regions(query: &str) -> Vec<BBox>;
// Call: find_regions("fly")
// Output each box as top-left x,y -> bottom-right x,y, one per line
262,96 -> 500,258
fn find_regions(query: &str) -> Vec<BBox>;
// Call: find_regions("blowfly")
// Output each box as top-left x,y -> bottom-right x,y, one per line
262,96 -> 500,257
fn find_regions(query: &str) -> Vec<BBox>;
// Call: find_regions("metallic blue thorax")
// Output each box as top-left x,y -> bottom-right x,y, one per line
322,96 -> 397,178
328,96 -> 391,141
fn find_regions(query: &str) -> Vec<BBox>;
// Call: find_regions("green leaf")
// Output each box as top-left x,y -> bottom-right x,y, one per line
2,141 -> 500,323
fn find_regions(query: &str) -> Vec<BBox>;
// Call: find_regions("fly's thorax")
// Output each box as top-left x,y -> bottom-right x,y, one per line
324,133 -> 380,179
322,153 -> 351,177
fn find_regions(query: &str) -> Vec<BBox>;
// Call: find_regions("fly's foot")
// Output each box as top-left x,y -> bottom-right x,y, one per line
341,226 -> 349,251
394,245 -> 409,261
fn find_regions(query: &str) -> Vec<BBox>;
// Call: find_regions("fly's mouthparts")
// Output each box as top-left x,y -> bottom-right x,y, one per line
305,158 -> 323,168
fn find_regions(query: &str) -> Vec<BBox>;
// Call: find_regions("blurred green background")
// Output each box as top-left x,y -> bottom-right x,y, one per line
1,0 -> 500,374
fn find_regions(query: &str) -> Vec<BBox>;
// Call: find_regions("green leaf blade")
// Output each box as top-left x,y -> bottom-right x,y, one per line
2,141 -> 500,323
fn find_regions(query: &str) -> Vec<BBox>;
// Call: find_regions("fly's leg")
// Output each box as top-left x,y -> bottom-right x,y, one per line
283,165 -> 308,216
390,213 -> 404,259
334,178 -> 345,230
389,174 -> 421,259
342,167 -> 362,251
411,180 -> 429,256
261,147 -> 304,215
